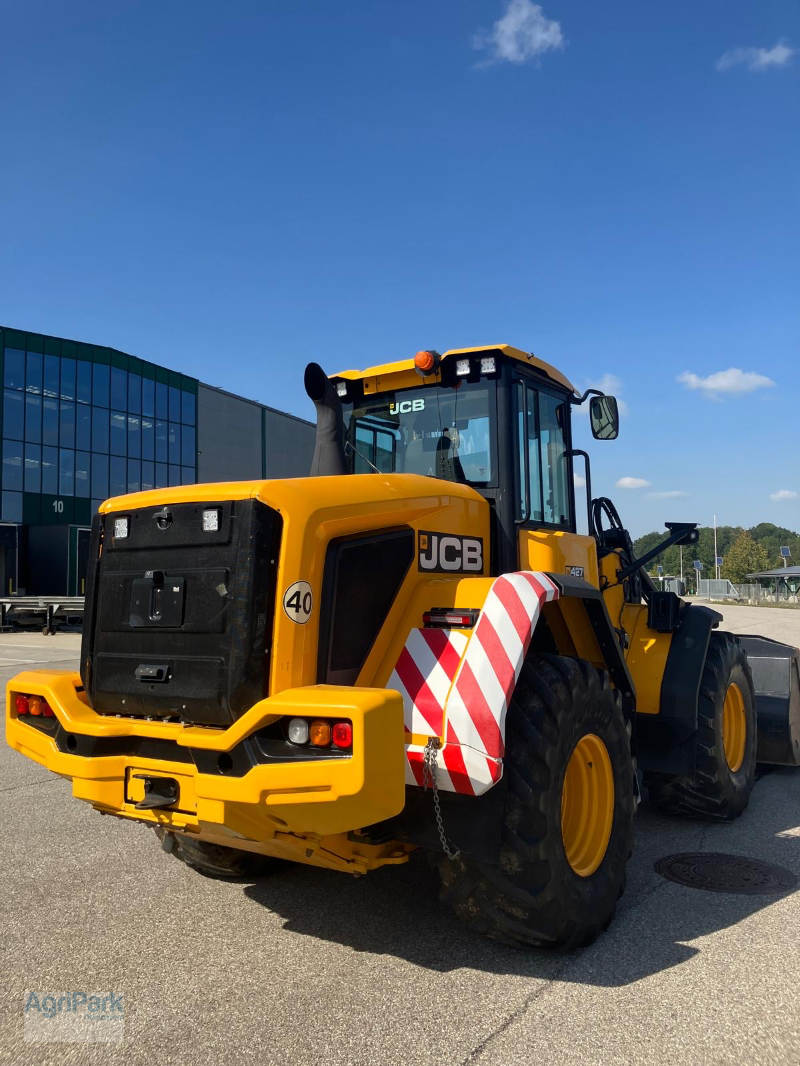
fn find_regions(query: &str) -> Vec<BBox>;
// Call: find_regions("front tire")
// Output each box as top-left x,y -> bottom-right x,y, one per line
437,654 -> 635,950
645,632 -> 756,821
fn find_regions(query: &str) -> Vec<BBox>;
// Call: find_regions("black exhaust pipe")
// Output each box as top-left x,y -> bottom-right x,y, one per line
304,362 -> 348,477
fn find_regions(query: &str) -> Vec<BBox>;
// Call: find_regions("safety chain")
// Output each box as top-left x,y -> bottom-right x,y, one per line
422,738 -> 461,860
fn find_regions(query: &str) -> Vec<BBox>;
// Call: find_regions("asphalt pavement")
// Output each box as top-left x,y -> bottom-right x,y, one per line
2,608 -> 800,1065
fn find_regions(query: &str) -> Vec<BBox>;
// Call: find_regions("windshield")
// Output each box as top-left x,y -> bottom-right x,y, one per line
342,379 -> 496,487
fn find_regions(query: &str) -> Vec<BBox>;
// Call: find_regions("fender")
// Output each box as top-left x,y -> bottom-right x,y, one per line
635,603 -> 722,775
388,571 -> 559,795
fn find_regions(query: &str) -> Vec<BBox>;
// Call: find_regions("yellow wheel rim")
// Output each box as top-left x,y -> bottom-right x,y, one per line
722,681 -> 746,773
560,733 -> 615,878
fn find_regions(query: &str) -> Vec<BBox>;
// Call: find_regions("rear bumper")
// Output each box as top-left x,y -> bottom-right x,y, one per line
5,671 -> 406,838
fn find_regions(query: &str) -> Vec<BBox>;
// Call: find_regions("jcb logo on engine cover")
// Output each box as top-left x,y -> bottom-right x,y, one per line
418,531 -> 483,573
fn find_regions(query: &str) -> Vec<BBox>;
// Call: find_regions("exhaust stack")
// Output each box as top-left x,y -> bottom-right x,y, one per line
304,362 -> 348,477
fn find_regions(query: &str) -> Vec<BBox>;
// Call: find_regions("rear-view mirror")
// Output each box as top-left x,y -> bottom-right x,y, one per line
590,395 -> 619,440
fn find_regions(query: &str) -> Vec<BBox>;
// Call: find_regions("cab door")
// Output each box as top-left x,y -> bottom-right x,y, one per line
513,376 -> 599,585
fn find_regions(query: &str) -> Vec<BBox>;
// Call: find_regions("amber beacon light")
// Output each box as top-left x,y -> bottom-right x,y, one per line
414,349 -> 440,375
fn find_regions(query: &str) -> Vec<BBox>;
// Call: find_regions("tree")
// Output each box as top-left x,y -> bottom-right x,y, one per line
721,530 -> 770,584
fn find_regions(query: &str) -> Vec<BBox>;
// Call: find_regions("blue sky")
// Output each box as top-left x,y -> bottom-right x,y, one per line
1,0 -> 797,536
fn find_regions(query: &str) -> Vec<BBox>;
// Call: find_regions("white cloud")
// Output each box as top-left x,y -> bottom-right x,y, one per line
473,0 -> 564,67
574,473 -> 586,488
647,490 -> 688,499
616,477 -> 651,490
716,40 -> 796,72
770,489 -> 798,502
677,367 -> 775,399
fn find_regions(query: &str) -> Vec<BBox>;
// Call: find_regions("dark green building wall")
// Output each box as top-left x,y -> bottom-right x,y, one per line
0,325 -> 198,531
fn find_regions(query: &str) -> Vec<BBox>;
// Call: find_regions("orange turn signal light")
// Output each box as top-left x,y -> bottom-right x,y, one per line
28,695 -> 44,716
309,719 -> 332,747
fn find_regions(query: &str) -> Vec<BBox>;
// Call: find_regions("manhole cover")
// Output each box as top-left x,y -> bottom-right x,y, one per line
654,852 -> 797,895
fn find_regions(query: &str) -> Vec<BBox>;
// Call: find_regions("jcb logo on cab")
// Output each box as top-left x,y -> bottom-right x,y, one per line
390,399 -> 425,415
418,531 -> 483,573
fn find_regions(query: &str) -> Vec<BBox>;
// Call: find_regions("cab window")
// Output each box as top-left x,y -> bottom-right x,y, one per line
342,380 -> 496,487
516,381 -> 572,528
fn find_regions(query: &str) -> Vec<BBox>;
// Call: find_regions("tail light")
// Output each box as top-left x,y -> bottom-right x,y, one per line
14,694 -> 55,718
285,716 -> 352,751
423,608 -> 479,628
332,721 -> 353,749
309,719 -> 332,747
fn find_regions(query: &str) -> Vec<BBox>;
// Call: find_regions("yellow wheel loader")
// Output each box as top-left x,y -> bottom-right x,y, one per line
7,345 -> 800,949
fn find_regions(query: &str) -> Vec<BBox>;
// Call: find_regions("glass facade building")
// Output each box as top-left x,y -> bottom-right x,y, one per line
0,326 -> 198,527
0,325 -> 314,596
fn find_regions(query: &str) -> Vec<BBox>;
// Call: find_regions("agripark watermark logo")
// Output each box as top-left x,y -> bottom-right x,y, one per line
24,990 -> 124,1043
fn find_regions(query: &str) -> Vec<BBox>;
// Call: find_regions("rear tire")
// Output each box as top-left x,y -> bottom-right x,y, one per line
155,827 -> 284,878
437,653 -> 635,950
645,632 -> 756,821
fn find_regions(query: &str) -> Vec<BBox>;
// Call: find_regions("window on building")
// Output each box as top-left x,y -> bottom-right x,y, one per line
127,414 -> 141,458
181,424 -> 196,467
142,377 -> 155,417
92,407 -> 109,453
1,491 -> 22,523
91,454 -> 109,499
156,382 -> 168,419
25,394 -> 41,443
77,361 -> 92,404
26,352 -> 43,395
141,461 -> 155,490
181,390 -> 195,426
110,368 -> 127,410
24,445 -> 41,493
75,451 -> 90,498
110,455 -> 126,496
3,349 -> 25,390
169,386 -> 181,422
155,420 -> 168,463
42,397 -> 59,447
3,390 -> 24,440
59,449 -> 75,496
141,417 -> 154,460
2,440 -> 23,492
168,423 -> 180,465
43,355 -> 60,398
76,405 -> 91,450
155,462 -> 168,488
127,459 -> 140,493
110,411 -> 126,456
41,447 -> 58,494
60,358 -> 76,401
128,373 -> 141,414
59,401 -> 76,449
93,364 -> 110,407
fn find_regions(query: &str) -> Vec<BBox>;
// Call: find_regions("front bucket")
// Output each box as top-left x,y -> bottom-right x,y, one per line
738,635 -> 800,767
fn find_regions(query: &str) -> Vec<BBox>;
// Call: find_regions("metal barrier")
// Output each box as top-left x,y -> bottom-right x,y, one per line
0,597 -> 85,634
698,579 -> 741,600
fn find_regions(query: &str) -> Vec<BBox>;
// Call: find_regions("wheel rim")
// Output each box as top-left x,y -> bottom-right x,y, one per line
560,733 -> 615,878
722,681 -> 746,773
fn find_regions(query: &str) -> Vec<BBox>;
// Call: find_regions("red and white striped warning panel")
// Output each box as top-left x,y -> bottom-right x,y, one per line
387,571 -> 559,796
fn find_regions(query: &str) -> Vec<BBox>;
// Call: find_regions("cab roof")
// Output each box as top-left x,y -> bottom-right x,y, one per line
333,344 -> 578,397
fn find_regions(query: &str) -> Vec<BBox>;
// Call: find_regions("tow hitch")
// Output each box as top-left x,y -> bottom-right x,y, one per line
132,775 -> 179,810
